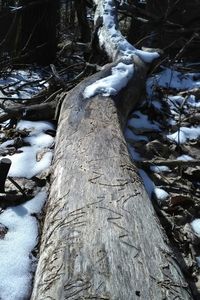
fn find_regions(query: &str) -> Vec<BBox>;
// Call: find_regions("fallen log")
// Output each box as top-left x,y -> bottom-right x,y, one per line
31,59 -> 192,299
0,101 -> 56,123
31,1 -> 192,299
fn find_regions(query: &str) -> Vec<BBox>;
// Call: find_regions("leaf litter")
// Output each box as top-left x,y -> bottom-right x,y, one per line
0,70 -> 55,300
126,64 -> 200,294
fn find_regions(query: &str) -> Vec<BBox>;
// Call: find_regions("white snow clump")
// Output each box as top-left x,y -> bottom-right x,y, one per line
83,62 -> 134,99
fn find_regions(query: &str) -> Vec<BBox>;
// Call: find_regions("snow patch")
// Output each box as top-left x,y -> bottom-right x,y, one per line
154,188 -> 169,201
150,165 -> 170,173
138,170 -> 169,203
83,62 -> 134,98
167,95 -> 185,113
7,148 -> 53,178
25,133 -> 54,148
152,100 -> 162,110
128,111 -> 160,131
1,120 -> 54,178
0,140 -> 15,148
17,120 -> 54,134
167,126 -> 200,144
135,49 -> 159,64
177,154 -> 194,161
191,219 -> 200,236
187,94 -> 200,108
154,68 -> 200,90
0,191 -> 47,300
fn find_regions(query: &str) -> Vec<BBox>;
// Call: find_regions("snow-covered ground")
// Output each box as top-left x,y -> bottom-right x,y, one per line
5,121 -> 54,178
126,66 -> 200,194
126,64 -> 200,280
0,55 -> 199,300
0,69 -> 49,99
0,70 -> 54,300
0,192 -> 47,300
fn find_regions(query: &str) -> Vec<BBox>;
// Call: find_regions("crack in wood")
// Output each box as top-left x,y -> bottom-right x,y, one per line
97,180 -> 134,187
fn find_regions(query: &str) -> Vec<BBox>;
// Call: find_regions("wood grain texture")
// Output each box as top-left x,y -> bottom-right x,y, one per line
31,58 -> 192,299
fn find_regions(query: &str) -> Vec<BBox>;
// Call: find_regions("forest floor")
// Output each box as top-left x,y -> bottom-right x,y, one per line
0,60 -> 200,298
0,69 -> 55,299
126,63 -> 200,297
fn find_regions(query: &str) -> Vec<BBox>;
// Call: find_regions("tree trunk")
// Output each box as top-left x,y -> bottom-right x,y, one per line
31,1 -> 192,299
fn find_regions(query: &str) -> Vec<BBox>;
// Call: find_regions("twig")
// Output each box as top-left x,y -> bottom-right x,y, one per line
173,33 -> 199,62
0,193 -> 32,208
136,159 -> 200,169
8,177 -> 26,196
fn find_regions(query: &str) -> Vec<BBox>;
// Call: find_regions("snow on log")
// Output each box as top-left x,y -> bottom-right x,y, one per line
83,62 -> 134,98
31,1 -> 192,299
94,0 -> 159,62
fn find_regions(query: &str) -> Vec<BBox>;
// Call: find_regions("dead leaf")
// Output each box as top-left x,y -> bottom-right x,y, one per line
169,194 -> 194,207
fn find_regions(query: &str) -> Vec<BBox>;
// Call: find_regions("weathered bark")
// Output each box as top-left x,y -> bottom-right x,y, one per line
31,57 -> 192,299
31,1 -> 192,299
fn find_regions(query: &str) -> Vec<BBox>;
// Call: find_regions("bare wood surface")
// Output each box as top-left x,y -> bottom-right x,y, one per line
31,56 -> 192,299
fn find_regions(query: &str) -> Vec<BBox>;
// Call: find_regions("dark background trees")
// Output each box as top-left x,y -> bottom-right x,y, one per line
0,0 -> 199,66
122,0 -> 200,61
0,0 -> 58,65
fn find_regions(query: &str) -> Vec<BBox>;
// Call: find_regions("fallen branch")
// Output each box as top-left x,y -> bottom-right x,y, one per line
0,193 -> 32,208
0,101 -> 56,122
136,159 -> 200,169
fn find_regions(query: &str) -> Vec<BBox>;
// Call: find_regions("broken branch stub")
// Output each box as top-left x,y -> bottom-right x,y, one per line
0,158 -> 11,193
